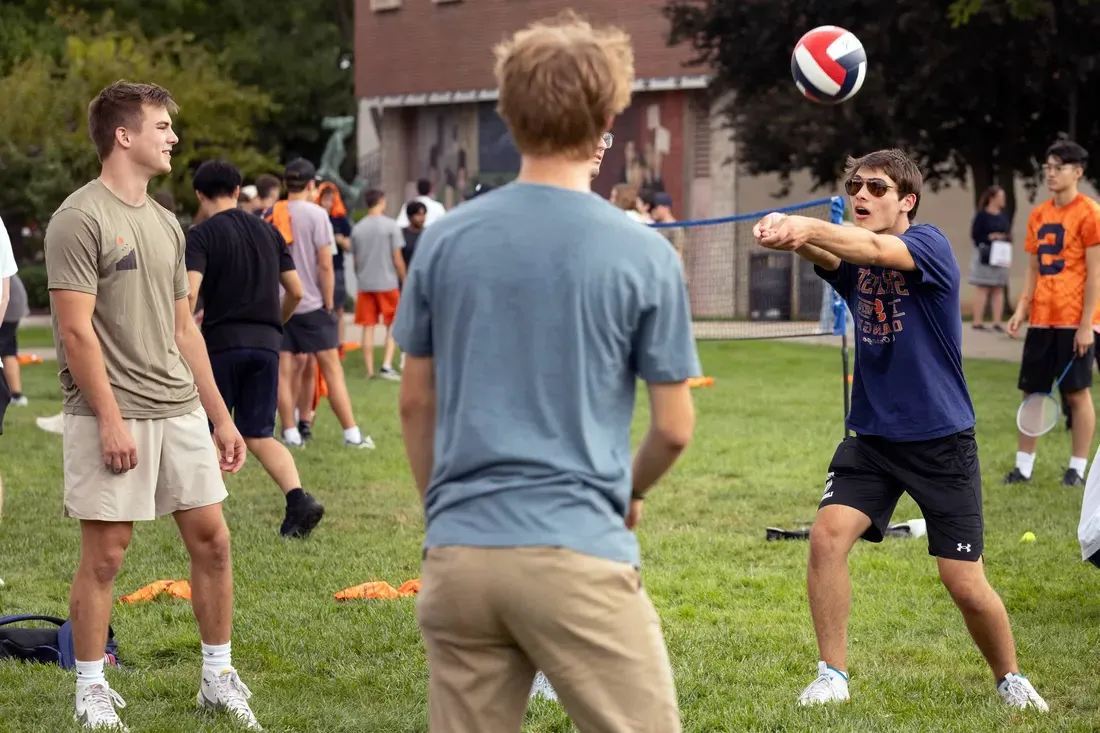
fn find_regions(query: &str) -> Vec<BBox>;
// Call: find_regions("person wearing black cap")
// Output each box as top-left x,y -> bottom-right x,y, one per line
267,158 -> 373,450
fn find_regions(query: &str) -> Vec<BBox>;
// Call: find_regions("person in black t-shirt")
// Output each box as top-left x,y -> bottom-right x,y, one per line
186,160 -> 325,538
402,200 -> 427,273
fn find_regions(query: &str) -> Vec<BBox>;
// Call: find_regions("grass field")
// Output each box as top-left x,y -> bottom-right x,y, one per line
11,325 -> 55,349
0,340 -> 1096,732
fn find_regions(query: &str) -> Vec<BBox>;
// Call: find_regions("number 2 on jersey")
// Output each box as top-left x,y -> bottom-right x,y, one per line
1036,223 -> 1065,276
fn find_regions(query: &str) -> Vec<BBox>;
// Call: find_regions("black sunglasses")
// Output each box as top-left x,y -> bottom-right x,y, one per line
845,177 -> 896,198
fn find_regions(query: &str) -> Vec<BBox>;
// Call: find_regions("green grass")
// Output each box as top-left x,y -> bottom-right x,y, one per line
1,341 -> 1097,732
13,325 -> 55,349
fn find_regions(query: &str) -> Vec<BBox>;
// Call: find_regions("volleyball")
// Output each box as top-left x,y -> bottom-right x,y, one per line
791,26 -> 867,104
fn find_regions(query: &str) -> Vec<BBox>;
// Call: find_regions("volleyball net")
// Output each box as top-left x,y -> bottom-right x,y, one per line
652,195 -> 851,340
653,195 -> 854,435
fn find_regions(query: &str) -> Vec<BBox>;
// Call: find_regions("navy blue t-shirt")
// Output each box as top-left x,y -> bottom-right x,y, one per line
330,216 -> 351,269
815,223 -> 975,441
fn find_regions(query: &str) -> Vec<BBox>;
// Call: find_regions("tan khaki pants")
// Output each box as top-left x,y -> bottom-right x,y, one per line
63,408 -> 227,521
417,546 -> 681,733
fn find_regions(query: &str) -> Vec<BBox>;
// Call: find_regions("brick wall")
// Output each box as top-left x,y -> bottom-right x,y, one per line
355,0 -> 698,98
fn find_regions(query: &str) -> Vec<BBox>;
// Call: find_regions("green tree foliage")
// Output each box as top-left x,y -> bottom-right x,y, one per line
0,13 -> 277,236
664,0 -> 1100,221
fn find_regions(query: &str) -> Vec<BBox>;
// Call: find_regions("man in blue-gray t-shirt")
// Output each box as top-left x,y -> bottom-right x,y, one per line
393,18 -> 700,732
753,148 -> 1047,713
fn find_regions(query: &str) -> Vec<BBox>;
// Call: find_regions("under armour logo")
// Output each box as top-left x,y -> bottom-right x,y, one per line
957,543 -> 972,553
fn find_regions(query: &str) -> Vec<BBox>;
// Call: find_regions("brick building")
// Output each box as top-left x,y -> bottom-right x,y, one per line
353,0 -> 737,222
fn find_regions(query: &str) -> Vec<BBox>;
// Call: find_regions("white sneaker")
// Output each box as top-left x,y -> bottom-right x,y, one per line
997,673 -> 1049,711
282,429 -> 303,448
198,667 -> 263,730
379,366 -> 401,382
529,671 -> 559,701
345,435 -> 376,449
75,682 -> 128,730
9,395 -> 27,407
798,661 -> 850,706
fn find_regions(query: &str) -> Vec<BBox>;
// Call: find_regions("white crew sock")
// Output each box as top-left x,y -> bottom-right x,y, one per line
1016,451 -> 1036,479
1070,456 -> 1088,475
344,426 -> 362,444
283,427 -> 302,445
823,663 -> 848,683
76,658 -> 106,691
201,641 -> 232,676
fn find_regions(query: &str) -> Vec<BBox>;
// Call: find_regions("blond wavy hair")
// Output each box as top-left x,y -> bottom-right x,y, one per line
494,11 -> 634,161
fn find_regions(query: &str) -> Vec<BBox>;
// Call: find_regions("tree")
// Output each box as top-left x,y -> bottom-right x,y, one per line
7,0 -> 357,174
0,12 -> 278,241
664,0 -> 1100,221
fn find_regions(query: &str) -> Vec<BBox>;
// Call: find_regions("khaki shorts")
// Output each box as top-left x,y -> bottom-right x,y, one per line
63,408 -> 228,522
417,546 -> 681,733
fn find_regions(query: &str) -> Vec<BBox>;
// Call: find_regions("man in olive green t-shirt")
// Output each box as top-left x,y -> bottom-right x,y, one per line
44,81 -> 261,731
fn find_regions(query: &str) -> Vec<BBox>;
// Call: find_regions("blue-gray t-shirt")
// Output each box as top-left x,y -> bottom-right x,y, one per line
393,181 -> 702,567
815,223 -> 976,441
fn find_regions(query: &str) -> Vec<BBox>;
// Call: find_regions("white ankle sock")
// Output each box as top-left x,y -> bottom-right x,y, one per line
76,658 -> 106,691
1070,456 -> 1088,475
283,427 -> 302,444
1016,452 -> 1036,478
201,641 -> 232,675
344,426 -> 362,444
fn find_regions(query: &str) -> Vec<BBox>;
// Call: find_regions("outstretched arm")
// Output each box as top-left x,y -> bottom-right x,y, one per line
754,214 -> 917,271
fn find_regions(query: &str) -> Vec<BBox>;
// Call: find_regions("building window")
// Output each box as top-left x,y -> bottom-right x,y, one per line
371,0 -> 401,11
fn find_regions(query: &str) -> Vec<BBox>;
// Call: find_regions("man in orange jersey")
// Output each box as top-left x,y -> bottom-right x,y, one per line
1007,140 -> 1100,487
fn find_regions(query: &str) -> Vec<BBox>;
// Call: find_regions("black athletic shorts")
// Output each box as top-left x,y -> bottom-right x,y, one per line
334,269 -> 347,311
820,428 -> 983,561
1018,326 -> 1094,394
0,322 -> 17,358
210,348 -> 279,439
0,366 -> 10,435
281,308 -> 339,355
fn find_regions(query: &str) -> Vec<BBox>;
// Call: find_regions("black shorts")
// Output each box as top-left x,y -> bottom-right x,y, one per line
1018,327 -> 1094,394
334,269 -> 347,310
281,308 -> 339,355
0,366 -> 9,434
0,322 -> 17,358
210,348 -> 279,439
820,429 -> 983,561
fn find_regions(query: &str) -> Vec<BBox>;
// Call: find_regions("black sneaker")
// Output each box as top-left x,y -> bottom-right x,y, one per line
1004,468 -> 1030,485
1062,469 -> 1085,488
280,493 -> 325,538
298,420 -> 313,442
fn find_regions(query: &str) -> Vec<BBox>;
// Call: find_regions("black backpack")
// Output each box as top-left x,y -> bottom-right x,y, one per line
0,615 -> 119,668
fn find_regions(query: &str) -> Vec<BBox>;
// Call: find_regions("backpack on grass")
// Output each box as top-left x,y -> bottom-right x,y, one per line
0,614 -> 119,668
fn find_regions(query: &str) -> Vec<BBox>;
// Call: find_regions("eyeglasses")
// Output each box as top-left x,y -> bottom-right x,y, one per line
601,132 -> 614,149
845,176 -> 896,198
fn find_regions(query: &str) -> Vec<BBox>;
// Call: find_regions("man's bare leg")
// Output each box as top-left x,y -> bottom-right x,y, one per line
277,352 -> 308,442
382,324 -> 397,372
1067,388 -> 1094,478
175,504 -> 232,645
71,521 -> 133,661
315,349 -> 372,449
937,558 -> 1017,681
245,437 -> 301,494
361,325 -> 376,377
2,355 -> 22,399
806,505 -> 872,673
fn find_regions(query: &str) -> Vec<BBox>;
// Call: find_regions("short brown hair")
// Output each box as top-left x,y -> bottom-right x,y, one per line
494,12 -> 634,160
844,148 -> 923,221
254,174 -> 282,200
88,81 -> 178,162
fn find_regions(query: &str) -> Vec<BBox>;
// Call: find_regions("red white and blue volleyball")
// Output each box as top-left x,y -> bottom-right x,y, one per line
791,26 -> 867,104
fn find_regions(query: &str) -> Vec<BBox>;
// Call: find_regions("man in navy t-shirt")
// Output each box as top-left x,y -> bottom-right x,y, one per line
753,149 -> 1047,712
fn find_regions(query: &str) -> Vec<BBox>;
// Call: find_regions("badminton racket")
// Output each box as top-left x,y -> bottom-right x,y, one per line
1017,356 -> 1079,437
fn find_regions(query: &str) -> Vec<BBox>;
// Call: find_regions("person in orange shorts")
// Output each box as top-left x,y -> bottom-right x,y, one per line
351,188 -> 406,380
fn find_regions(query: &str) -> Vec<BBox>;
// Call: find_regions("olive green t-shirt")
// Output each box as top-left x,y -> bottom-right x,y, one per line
45,179 -> 200,419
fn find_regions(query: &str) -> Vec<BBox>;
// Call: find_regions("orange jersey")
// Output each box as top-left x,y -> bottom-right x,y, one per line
1025,194 -> 1100,328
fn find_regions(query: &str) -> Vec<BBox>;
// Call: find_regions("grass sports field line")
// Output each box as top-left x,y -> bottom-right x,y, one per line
0,340 -> 1096,732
